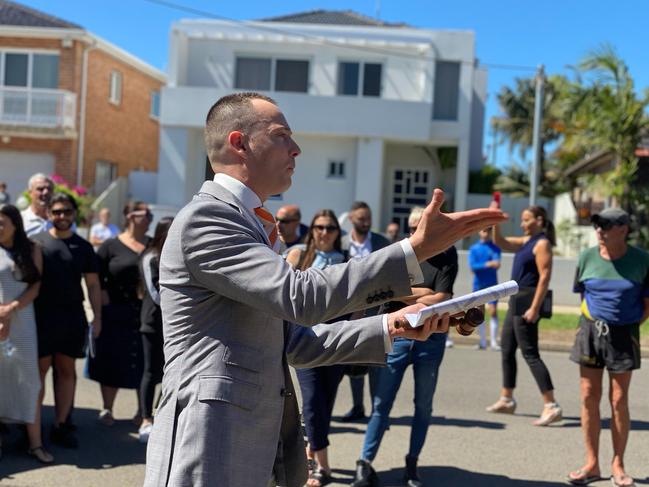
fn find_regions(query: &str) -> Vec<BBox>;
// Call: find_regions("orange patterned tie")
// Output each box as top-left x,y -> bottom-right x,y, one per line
254,206 -> 281,253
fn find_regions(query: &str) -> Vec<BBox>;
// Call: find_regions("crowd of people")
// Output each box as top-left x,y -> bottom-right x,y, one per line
0,93 -> 648,487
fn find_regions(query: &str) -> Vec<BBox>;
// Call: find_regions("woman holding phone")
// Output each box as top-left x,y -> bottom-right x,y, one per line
485,200 -> 562,426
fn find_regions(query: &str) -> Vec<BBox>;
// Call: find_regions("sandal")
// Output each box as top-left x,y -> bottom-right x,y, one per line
611,473 -> 635,487
567,468 -> 601,485
27,446 -> 54,464
307,468 -> 333,487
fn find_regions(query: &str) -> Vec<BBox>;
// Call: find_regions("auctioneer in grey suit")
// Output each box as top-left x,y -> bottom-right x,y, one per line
143,181 -> 415,487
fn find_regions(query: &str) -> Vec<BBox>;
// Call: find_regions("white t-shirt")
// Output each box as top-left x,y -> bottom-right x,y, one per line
348,235 -> 372,259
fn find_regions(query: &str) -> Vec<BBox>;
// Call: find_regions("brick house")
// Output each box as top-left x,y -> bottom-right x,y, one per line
0,0 -> 165,200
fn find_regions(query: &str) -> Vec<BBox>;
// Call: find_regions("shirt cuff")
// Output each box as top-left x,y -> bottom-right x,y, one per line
382,314 -> 393,353
400,239 -> 424,285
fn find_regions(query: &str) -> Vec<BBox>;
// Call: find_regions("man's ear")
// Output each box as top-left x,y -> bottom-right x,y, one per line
227,131 -> 246,155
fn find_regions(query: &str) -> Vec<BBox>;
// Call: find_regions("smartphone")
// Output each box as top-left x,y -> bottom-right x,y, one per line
492,191 -> 501,205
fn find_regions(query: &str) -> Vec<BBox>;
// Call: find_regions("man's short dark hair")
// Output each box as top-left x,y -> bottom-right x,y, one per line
49,192 -> 78,211
204,92 -> 277,165
350,201 -> 370,212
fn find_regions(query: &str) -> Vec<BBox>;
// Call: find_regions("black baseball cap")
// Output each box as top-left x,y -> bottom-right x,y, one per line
591,208 -> 630,227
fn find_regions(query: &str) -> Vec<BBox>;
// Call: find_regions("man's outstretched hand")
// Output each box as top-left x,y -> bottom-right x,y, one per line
409,188 -> 507,261
387,303 -> 449,341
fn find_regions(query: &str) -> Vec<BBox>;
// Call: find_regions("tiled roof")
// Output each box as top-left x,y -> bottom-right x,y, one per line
260,10 -> 406,28
0,0 -> 81,29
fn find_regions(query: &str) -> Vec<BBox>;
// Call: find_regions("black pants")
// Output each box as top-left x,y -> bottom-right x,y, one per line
296,364 -> 345,451
501,306 -> 554,393
139,332 -> 164,419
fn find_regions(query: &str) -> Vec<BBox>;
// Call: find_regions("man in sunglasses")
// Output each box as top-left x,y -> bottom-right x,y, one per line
568,208 -> 649,486
31,193 -> 101,450
276,204 -> 308,251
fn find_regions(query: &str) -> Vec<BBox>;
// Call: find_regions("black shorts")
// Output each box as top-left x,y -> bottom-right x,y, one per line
569,315 -> 640,372
36,305 -> 88,359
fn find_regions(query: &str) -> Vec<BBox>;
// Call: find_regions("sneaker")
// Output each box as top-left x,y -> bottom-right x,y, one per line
533,403 -> 562,426
490,344 -> 501,351
340,406 -> 366,422
445,338 -> 454,348
138,423 -> 153,443
486,397 -> 516,414
474,344 -> 486,350
50,423 -> 79,449
98,409 -> 115,426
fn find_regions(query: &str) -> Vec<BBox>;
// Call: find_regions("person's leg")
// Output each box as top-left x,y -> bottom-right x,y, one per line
360,340 -> 410,462
609,371 -> 633,483
569,366 -> 603,480
409,334 -> 446,457
487,302 -> 500,349
52,354 -> 76,426
513,316 -> 556,401
27,356 -> 53,462
348,376 -> 365,416
487,307 -> 516,412
139,333 -> 156,425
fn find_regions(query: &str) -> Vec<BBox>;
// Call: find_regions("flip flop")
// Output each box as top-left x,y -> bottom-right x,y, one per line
610,474 -> 635,487
568,468 -> 602,485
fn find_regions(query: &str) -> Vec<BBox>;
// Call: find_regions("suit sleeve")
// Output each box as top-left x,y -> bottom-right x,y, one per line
180,202 -> 412,326
285,316 -> 386,368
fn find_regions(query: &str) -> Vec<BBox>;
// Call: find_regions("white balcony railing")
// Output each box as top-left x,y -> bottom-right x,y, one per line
0,87 -> 77,130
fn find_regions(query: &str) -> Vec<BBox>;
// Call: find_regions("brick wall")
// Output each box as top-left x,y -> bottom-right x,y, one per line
83,48 -> 163,191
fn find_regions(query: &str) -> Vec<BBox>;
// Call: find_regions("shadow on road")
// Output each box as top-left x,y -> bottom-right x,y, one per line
0,405 -> 146,481
333,465 -> 573,486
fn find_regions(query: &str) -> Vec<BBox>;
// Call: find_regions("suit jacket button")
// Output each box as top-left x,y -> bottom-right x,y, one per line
379,292 -> 387,300
280,388 -> 293,397
366,297 -> 374,304
387,290 -> 394,298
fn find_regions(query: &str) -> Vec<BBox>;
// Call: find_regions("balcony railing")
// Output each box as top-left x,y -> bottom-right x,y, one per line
0,87 -> 77,130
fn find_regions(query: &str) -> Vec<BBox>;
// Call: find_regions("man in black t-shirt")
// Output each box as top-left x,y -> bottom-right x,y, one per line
351,207 -> 458,487
32,193 -> 101,449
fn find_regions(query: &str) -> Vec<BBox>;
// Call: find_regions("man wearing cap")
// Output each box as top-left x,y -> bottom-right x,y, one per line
567,208 -> 649,487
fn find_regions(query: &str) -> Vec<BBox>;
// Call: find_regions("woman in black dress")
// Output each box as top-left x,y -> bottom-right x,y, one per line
88,201 -> 151,426
137,217 -> 172,443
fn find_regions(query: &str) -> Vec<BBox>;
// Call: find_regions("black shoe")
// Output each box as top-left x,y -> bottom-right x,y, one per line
50,423 -> 78,449
340,406 -> 366,422
404,455 -> 424,487
351,459 -> 380,487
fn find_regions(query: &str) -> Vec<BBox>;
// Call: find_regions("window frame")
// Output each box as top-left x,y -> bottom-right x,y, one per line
336,60 -> 383,97
150,90 -> 161,119
0,49 -> 60,89
326,160 -> 346,180
233,55 -> 311,93
109,70 -> 122,106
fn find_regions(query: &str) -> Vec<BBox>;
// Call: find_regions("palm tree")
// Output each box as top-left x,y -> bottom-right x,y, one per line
491,75 -> 571,196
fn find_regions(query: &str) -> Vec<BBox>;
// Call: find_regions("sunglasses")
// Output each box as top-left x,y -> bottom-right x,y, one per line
592,221 -> 617,231
130,210 -> 153,219
277,218 -> 299,224
313,225 -> 338,233
51,208 -> 75,217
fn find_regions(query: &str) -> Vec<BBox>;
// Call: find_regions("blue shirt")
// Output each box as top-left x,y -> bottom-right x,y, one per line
511,232 -> 547,287
468,240 -> 500,290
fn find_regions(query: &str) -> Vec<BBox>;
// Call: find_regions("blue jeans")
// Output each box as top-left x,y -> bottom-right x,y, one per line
361,333 -> 446,461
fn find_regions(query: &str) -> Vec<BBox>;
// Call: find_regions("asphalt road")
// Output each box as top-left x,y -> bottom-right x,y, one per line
2,345 -> 649,486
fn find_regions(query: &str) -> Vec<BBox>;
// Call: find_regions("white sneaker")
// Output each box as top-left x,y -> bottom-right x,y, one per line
490,344 -> 501,351
445,338 -> 454,348
138,423 -> 153,443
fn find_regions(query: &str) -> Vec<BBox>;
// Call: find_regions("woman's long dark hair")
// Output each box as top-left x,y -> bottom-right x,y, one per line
0,204 -> 40,283
297,209 -> 342,271
147,217 -> 174,257
526,205 -> 556,246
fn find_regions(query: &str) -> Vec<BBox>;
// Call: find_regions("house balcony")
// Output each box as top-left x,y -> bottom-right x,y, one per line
0,87 -> 77,136
161,87 -> 464,143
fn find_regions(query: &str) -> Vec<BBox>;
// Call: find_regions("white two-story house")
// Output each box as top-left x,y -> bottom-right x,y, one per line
158,10 -> 487,232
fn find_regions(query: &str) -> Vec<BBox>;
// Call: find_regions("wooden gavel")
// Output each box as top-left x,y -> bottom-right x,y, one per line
393,307 -> 484,334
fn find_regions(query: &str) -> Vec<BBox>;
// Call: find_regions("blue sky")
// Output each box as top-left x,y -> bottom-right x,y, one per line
20,0 -> 648,167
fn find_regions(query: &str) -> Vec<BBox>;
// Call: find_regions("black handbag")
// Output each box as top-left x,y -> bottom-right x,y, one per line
511,287 -> 552,319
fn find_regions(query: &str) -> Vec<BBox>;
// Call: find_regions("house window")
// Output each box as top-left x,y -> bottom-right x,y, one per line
433,61 -> 460,120
109,70 -> 122,105
95,160 -> 117,194
327,160 -> 346,179
337,62 -> 382,97
150,90 -> 161,118
1,52 -> 59,88
234,57 -> 309,93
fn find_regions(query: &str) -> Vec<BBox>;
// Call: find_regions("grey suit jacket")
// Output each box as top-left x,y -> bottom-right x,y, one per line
143,181 -> 412,487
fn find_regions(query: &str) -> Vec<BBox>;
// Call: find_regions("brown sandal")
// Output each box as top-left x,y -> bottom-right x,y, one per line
28,446 -> 54,464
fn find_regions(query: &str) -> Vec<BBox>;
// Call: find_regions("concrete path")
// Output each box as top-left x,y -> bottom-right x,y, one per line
2,345 -> 649,486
